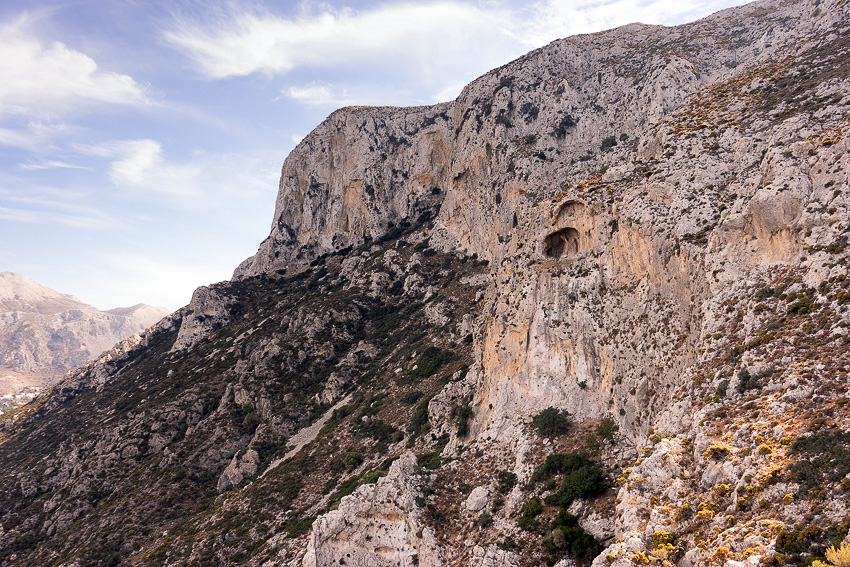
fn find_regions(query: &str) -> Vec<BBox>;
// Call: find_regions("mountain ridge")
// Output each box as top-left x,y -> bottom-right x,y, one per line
0,272 -> 170,388
1,0 -> 849,565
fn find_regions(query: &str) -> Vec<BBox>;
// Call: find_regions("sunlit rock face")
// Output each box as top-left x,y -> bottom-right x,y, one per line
237,0 -> 848,442
2,0 -> 850,565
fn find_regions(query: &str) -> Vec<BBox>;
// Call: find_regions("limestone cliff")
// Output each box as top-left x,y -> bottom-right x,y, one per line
0,0 -> 849,565
236,0 -> 849,443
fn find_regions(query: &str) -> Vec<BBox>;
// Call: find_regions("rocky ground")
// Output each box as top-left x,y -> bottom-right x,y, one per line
0,0 -> 849,565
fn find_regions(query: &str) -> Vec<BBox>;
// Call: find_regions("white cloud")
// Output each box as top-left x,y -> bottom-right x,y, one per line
18,159 -> 90,171
75,138 -> 202,199
0,120 -> 76,151
0,16 -> 151,151
74,138 -> 279,211
282,83 -> 357,107
108,139 -> 168,187
0,17 -> 149,120
0,184 -> 121,230
165,0 -> 750,106
165,2 -> 517,81
515,0 -> 741,46
0,205 -> 116,230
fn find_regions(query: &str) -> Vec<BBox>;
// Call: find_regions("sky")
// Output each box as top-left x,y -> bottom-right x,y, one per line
0,0 -> 751,311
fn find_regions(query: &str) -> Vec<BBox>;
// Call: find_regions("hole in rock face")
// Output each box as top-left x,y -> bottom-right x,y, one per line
544,227 -> 580,259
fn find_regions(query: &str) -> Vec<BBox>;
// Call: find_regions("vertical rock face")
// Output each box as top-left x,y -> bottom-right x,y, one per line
1,0 -> 850,565
235,104 -> 454,276
236,0 -> 847,441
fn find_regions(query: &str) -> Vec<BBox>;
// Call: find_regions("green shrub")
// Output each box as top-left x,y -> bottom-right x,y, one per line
283,516 -> 316,538
755,287 -> 775,299
532,452 -> 592,484
452,399 -> 474,437
475,510 -> 493,528
411,347 -> 453,378
416,451 -> 442,470
787,300 -> 818,314
736,368 -> 760,393
332,476 -> 363,501
361,470 -> 387,484
518,497 -> 543,530
342,452 -> 364,470
548,464 -> 606,508
595,417 -> 618,439
530,452 -> 606,508
401,391 -> 424,404
408,398 -> 431,436
545,509 -> 602,564
601,136 -> 617,151
790,431 -> 850,496
357,419 -> 403,444
532,407 -> 572,437
242,412 -> 261,431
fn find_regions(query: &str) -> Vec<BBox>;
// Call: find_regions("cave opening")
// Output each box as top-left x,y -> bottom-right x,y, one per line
544,227 -> 580,259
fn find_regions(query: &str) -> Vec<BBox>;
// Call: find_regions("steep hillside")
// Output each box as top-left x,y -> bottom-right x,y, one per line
1,0 -> 849,566
0,272 -> 170,396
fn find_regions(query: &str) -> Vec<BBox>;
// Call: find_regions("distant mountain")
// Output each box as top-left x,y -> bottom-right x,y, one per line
0,272 -> 170,392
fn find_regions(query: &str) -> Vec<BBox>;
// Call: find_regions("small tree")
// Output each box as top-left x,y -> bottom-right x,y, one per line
532,407 -> 572,437
596,417 -> 618,439
600,136 -> 617,151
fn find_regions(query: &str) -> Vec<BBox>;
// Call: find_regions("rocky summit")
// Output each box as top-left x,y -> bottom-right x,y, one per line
1,0 -> 850,565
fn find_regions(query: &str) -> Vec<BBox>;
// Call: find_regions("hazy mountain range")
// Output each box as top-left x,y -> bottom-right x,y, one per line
0,272 -> 169,411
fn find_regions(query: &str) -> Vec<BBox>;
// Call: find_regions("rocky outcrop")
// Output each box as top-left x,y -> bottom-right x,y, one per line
302,453 -> 442,567
1,0 -> 849,565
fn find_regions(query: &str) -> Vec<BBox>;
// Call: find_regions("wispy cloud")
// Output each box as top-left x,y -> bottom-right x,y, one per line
164,2 -> 518,91
515,0 -> 738,46
0,121 -> 76,151
108,139 -> 180,188
281,83 -> 358,107
0,184 -> 120,230
0,17 -> 150,119
0,205 -> 116,230
74,138 -> 278,211
164,0 -> 749,105
0,15 -> 151,152
18,159 -> 89,171
77,138 -> 203,198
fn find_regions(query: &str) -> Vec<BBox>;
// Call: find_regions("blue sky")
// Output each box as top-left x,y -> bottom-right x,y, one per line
0,0 -> 749,311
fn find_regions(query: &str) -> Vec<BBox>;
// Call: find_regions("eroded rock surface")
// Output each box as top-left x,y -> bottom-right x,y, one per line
1,0 -> 850,565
